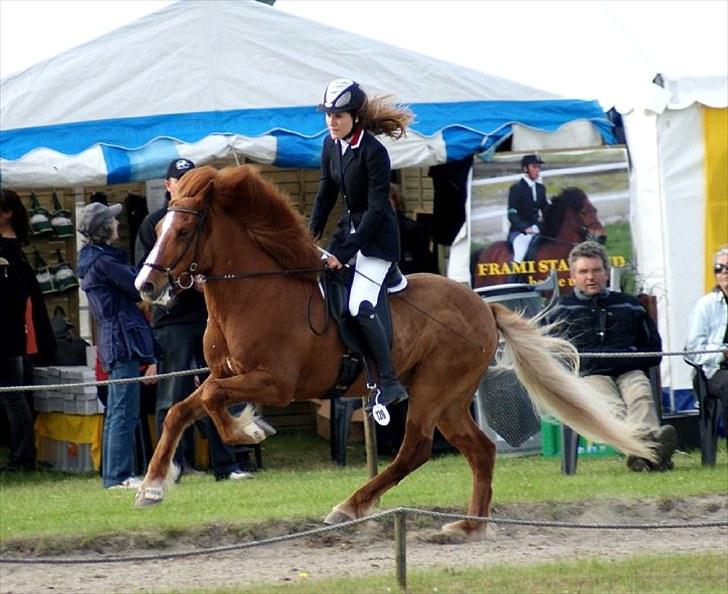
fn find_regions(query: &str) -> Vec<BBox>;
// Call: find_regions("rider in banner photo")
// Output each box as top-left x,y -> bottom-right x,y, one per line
507,154 -> 549,263
309,78 -> 413,413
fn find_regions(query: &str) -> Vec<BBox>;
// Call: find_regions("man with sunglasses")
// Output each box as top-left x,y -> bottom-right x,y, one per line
685,245 -> 728,405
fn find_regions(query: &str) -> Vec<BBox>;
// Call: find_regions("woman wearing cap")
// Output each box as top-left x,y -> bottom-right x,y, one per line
77,202 -> 157,490
309,78 -> 413,413
685,245 -> 728,403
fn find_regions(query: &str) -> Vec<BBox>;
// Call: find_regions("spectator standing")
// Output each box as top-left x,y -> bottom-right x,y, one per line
546,241 -> 677,472
0,189 -> 56,471
685,245 -> 728,406
135,158 -> 252,480
507,154 -> 549,263
77,201 -> 157,489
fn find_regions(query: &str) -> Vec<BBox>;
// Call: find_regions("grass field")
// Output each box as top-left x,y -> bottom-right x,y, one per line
1,433 -> 726,543
205,553 -> 728,594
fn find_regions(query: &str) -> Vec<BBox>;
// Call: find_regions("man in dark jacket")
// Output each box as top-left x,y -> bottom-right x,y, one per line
546,241 -> 677,472
135,158 -> 252,481
507,154 -> 549,263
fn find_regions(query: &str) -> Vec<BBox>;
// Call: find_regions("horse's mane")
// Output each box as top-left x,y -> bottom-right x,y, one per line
541,187 -> 588,238
176,165 -> 321,272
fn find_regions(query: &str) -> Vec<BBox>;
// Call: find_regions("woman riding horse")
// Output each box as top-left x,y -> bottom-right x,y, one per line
133,164 -> 658,540
309,78 -> 413,414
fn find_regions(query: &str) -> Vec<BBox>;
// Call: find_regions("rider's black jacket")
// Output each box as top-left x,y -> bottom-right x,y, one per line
507,178 -> 548,235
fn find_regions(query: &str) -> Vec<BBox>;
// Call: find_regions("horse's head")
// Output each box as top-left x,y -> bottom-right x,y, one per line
135,166 -> 216,303
575,192 -> 607,244
545,187 -> 607,245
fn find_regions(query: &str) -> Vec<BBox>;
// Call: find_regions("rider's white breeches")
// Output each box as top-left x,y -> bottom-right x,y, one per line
349,251 -> 390,316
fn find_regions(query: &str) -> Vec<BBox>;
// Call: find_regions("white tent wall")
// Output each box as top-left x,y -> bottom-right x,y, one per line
626,105 -> 706,406
624,74 -> 728,410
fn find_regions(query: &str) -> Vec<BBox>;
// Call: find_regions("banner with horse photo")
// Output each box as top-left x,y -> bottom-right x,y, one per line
469,147 -> 631,293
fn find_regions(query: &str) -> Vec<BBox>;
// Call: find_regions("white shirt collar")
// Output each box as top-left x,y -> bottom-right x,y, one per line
522,174 -> 543,187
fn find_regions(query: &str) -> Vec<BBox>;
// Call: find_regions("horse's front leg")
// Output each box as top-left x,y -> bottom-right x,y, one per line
200,370 -> 287,445
135,387 -> 207,507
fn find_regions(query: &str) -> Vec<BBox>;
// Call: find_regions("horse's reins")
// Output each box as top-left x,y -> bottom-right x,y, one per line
537,206 -> 604,246
142,207 -> 208,291
143,206 -> 486,352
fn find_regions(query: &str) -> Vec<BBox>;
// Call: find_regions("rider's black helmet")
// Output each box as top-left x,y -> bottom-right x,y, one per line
317,78 -> 367,114
520,154 -> 545,169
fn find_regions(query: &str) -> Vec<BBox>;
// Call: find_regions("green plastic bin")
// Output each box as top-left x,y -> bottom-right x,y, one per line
540,417 -> 619,458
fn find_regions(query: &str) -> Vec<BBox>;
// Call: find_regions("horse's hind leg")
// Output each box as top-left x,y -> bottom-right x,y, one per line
135,387 -> 207,507
435,404 -> 496,541
324,401 -> 436,524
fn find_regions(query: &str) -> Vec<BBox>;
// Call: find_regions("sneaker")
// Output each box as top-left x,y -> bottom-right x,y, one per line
181,466 -> 205,477
108,476 -> 142,490
227,470 -> 254,480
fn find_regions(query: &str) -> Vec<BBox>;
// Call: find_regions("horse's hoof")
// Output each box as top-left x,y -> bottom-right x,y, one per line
439,520 -> 494,542
323,507 -> 355,525
419,529 -> 468,545
254,417 -> 277,438
134,486 -> 164,508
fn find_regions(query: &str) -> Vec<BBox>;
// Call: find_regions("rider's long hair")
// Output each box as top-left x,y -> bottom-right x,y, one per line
358,95 -> 413,140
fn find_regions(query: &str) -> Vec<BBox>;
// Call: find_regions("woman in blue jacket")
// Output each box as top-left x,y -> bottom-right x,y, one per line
77,202 -> 157,489
309,79 -> 412,414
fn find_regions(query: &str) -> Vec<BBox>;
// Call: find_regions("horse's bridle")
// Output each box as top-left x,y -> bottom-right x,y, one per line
577,208 -> 606,243
143,207 -> 207,291
540,205 -> 605,246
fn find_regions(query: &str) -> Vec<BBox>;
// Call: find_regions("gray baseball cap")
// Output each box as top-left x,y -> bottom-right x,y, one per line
78,202 -> 122,237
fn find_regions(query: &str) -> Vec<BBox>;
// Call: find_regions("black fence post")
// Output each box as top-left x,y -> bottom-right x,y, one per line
394,509 -> 407,590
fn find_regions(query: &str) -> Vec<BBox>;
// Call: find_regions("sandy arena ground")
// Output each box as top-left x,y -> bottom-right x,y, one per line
1,494 -> 726,593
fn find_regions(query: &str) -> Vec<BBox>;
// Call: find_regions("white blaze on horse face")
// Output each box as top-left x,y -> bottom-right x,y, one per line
134,210 -> 177,292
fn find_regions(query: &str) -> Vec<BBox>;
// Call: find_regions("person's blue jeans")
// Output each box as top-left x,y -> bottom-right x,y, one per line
102,359 -> 140,488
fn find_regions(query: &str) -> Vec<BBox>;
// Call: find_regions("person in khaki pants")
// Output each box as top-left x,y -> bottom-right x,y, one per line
546,241 -> 677,472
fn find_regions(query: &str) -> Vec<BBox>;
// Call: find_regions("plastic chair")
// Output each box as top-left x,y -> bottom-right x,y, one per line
683,358 -> 726,466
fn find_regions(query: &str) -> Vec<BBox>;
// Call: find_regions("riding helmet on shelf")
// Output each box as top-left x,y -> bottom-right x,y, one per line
317,78 -> 366,114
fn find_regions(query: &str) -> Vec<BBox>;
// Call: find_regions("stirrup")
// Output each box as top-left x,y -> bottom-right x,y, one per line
365,383 -> 391,427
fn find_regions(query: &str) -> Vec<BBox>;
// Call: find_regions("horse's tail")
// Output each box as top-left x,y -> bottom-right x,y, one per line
489,303 -> 657,462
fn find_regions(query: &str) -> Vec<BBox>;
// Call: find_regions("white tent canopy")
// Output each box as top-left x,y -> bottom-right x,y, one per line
0,0 -> 616,188
624,73 -> 728,409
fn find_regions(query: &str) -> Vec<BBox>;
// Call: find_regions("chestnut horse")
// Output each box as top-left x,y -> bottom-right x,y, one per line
473,187 -> 606,289
134,165 -> 655,540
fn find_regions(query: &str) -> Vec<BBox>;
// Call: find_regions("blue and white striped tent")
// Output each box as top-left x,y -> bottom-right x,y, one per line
0,0 -> 616,189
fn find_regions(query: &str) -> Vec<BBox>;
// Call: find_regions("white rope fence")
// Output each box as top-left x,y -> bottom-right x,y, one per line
0,349 -> 722,393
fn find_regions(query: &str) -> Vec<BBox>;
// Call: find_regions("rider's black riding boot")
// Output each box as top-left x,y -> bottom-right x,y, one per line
355,301 -> 408,411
